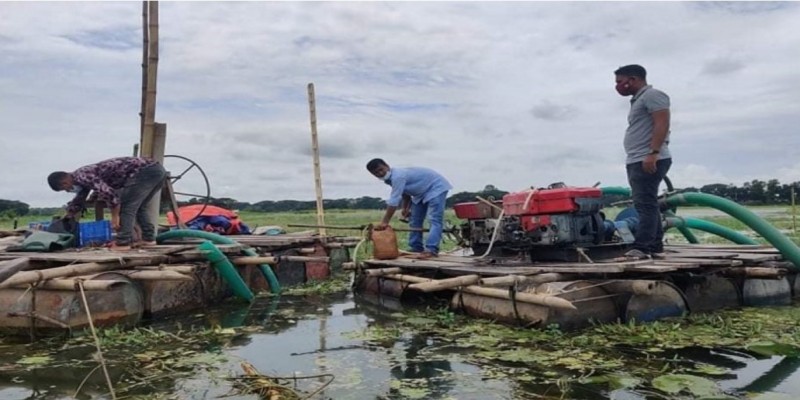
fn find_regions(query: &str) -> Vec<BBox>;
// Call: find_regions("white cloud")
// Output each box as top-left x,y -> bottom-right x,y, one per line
1,2 -> 799,207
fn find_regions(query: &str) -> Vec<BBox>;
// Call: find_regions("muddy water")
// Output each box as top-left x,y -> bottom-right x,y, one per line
2,293 -> 800,399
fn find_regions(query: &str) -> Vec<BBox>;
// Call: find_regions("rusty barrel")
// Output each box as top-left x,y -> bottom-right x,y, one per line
676,274 -> 740,313
451,280 -> 619,330
602,280 -> 688,323
0,272 -> 144,335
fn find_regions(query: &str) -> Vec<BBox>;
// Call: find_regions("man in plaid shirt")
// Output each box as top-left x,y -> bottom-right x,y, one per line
48,156 -> 167,250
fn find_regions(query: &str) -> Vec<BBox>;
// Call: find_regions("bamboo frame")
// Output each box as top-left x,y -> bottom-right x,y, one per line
139,1 -> 149,147
307,83 -> 326,236
140,1 -> 159,158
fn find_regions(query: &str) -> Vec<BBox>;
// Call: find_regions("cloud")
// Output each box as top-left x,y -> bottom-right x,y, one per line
0,2 -> 799,207
701,57 -> 745,75
530,100 -> 578,121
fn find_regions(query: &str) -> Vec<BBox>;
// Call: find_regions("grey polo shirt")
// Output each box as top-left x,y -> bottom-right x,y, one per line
624,85 -> 671,164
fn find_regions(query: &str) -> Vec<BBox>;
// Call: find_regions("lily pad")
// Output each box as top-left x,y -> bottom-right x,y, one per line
584,373 -> 641,390
405,317 -> 437,326
746,341 -> 800,357
652,374 -> 720,397
746,392 -> 797,400
17,355 -> 52,366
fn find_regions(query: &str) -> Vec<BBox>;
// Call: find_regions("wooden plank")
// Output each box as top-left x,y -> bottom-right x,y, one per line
658,258 -> 740,266
668,246 -> 780,255
662,250 -> 740,259
666,244 -> 766,249
625,265 -> 679,273
730,253 -> 783,262
363,258 -> 628,275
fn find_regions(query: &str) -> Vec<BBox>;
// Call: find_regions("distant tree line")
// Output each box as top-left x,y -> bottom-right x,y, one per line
4,179 -> 800,218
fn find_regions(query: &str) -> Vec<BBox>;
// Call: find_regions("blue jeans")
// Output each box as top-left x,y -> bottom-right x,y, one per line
626,158 -> 671,253
117,163 -> 167,245
408,191 -> 448,254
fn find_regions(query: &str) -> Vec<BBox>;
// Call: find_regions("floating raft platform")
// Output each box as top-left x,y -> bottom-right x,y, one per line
356,244 -> 797,330
0,231 -> 357,337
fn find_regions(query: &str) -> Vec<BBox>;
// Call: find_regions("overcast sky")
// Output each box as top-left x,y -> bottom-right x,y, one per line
2,2 -> 799,207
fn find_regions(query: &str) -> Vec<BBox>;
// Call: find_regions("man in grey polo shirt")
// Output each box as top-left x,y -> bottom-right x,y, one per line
614,64 -> 672,259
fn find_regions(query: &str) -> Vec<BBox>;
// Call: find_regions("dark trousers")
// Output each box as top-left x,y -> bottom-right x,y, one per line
117,163 -> 167,245
626,158 -> 672,253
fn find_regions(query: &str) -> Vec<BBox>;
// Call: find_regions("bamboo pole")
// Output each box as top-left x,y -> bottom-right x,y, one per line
140,1 -> 159,158
122,270 -> 194,281
590,280 -> 656,296
409,274 -> 481,292
139,1 -> 149,147
134,265 -> 197,274
288,223 -> 431,233
460,285 -> 576,310
383,273 -> 429,284
724,267 -> 787,279
0,261 -> 147,289
0,257 -> 31,284
13,279 -> 126,291
475,196 -> 503,213
792,187 -> 797,234
479,273 -> 568,287
307,83 -> 326,236
364,267 -> 403,276
342,262 -> 356,270
382,273 -> 576,310
229,255 -> 329,265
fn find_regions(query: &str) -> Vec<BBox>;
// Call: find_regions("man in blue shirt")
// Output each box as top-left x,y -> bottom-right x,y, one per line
367,158 -> 453,259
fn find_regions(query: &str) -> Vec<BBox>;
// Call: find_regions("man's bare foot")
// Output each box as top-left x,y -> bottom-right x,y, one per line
133,241 -> 157,248
108,243 -> 132,251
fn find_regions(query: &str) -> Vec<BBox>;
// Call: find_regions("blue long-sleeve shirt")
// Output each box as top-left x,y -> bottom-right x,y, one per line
384,167 -> 452,207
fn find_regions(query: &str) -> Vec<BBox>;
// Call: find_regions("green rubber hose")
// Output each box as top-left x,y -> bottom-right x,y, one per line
157,229 -> 281,294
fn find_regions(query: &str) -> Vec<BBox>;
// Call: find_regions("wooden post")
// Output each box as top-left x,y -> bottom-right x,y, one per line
140,1 -> 159,158
144,122 -> 167,226
307,83 -> 326,236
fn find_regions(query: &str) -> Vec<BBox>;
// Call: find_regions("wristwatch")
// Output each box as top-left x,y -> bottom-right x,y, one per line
649,149 -> 660,154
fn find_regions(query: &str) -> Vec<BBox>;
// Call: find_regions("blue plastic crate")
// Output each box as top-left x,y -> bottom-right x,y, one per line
28,221 -> 51,231
79,220 -> 112,247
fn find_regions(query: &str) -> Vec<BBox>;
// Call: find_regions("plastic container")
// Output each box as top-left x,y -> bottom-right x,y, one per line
79,220 -> 113,247
371,226 -> 400,260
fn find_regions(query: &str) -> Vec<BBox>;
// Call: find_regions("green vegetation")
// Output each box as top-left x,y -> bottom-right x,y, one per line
346,304 -> 800,398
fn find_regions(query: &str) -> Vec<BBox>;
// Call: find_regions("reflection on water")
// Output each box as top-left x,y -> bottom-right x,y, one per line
2,292 -> 800,399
